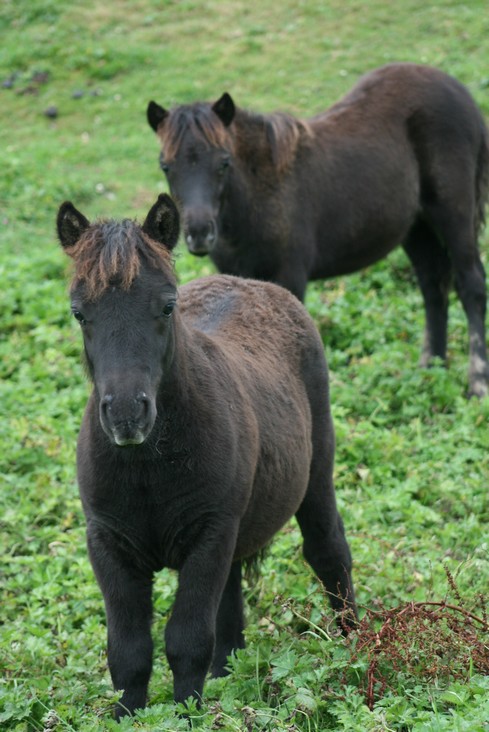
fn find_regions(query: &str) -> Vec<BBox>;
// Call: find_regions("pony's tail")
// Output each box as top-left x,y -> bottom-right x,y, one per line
475,120 -> 489,240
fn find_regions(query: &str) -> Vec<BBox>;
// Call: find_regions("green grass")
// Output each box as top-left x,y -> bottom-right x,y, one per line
1,1 -> 489,729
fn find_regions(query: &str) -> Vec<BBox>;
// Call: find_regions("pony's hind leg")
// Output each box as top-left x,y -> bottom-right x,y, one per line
211,560 -> 245,677
412,124 -> 489,396
402,219 -> 452,367
424,200 -> 488,397
296,495 -> 357,633
295,409 -> 357,633
452,243 -> 488,398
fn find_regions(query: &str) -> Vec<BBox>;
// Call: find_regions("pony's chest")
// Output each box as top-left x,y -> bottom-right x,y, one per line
79,454 -> 234,571
84,490 -> 218,572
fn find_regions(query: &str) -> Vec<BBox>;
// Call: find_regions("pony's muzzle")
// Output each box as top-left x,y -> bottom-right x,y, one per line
185,217 -> 216,255
99,392 -> 156,446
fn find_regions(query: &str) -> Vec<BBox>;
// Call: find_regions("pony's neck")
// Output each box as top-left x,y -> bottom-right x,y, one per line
155,314 -> 208,412
219,108 -> 309,244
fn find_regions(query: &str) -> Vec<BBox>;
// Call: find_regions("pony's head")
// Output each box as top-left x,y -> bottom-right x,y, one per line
57,194 -> 180,447
147,94 -> 235,256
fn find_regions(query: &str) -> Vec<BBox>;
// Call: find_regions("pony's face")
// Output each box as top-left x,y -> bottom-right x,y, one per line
71,271 -> 177,446
161,142 -> 232,256
57,194 -> 180,447
147,94 -> 236,256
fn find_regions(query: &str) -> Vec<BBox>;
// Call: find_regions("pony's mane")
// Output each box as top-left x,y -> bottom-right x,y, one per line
160,102 -> 313,174
250,110 -> 313,173
69,219 -> 174,300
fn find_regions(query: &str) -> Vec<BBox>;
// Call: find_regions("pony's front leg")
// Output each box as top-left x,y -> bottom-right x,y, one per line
165,522 -> 239,704
87,527 -> 154,720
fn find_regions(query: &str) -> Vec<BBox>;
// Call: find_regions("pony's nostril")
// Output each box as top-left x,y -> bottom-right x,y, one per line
135,392 -> 150,422
101,394 -> 113,420
207,220 -> 216,242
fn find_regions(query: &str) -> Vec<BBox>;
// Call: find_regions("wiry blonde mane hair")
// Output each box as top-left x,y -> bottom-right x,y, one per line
68,219 -> 175,300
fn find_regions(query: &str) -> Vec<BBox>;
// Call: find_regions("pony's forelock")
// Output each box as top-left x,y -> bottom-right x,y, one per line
68,219 -> 175,300
159,104 -> 235,161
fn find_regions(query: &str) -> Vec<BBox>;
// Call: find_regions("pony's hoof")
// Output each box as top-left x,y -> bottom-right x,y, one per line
467,379 -> 489,399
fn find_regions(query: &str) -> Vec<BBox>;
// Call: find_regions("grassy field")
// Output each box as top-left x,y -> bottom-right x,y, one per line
1,1 -> 489,729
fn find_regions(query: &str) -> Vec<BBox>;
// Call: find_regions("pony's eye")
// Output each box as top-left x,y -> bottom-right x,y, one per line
72,310 -> 86,325
219,156 -> 230,174
160,161 -> 170,174
162,302 -> 175,317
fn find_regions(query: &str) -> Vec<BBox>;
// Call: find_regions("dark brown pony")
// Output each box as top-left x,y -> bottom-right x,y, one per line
147,63 -> 489,397
56,194 -> 357,719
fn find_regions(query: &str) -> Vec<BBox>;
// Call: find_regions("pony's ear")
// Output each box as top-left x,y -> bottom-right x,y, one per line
212,92 -> 235,127
147,101 -> 169,132
142,194 -> 180,251
57,202 -> 90,251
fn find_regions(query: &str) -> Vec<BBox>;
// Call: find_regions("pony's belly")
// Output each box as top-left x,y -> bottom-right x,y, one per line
233,465 -> 311,559
312,213 -> 416,279
312,239 -> 398,278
